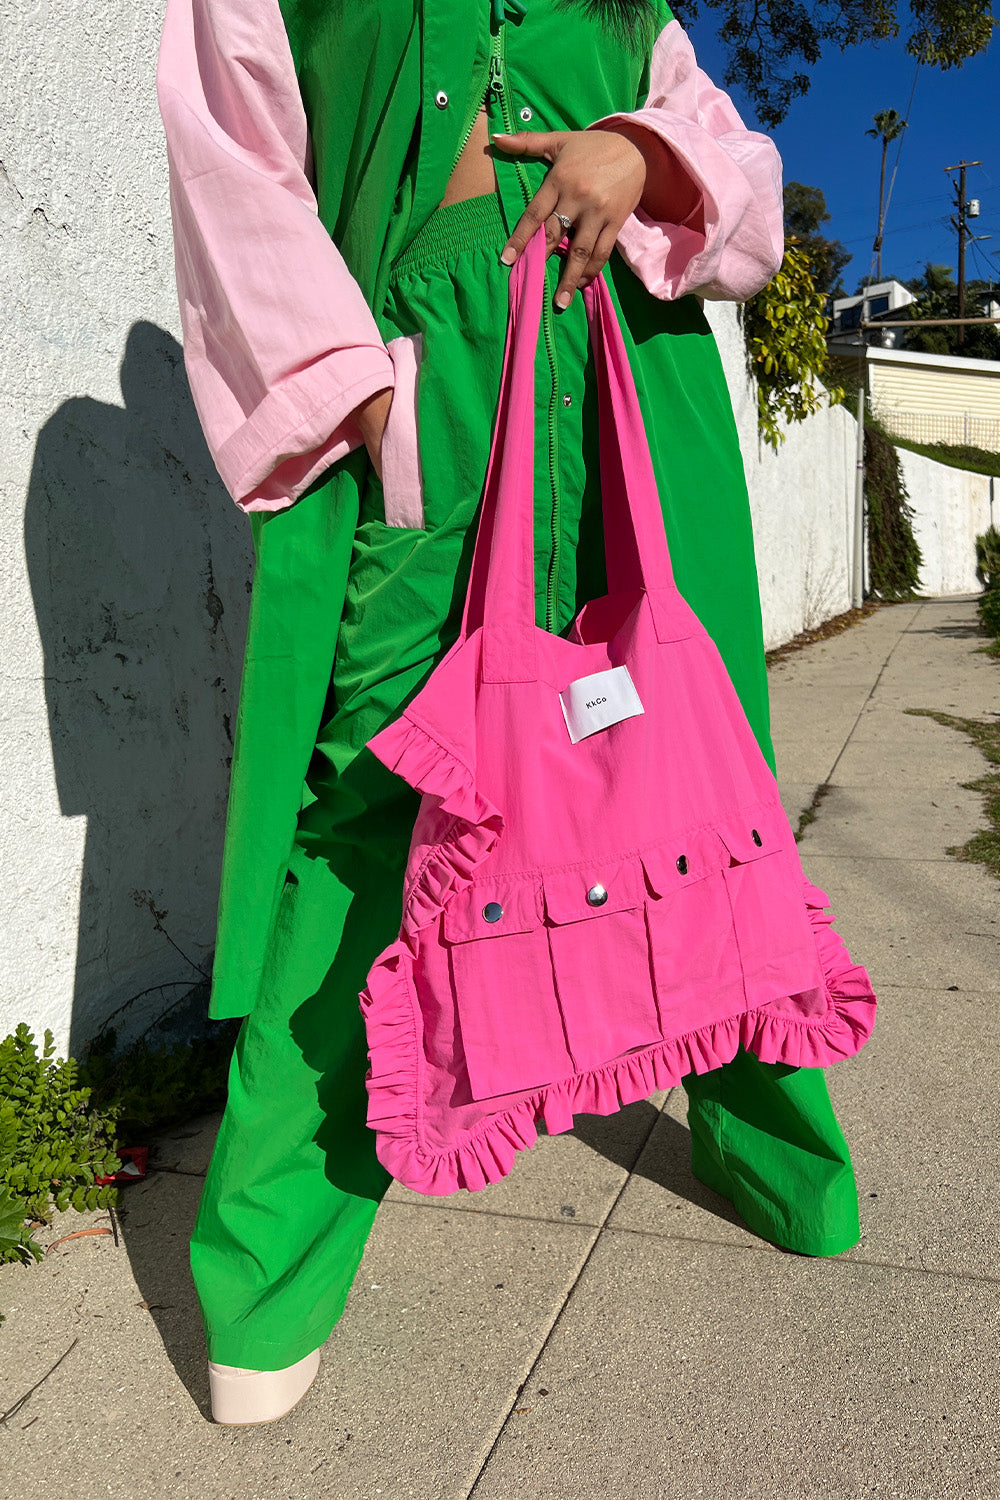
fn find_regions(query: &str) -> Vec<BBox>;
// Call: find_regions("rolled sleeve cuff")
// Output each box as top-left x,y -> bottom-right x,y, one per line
216,347 -> 396,512
590,107 -> 783,303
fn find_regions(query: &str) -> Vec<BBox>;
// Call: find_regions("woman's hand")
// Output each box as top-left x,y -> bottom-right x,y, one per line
355,387 -> 393,480
492,125 -> 702,308
492,127 -> 645,307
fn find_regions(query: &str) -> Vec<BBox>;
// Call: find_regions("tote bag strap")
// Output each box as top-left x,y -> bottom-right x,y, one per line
461,226 -> 679,685
583,255 -> 678,609
459,221 -> 545,682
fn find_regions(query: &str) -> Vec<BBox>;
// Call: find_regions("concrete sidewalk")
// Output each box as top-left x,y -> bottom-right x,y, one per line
3,596 -> 998,1499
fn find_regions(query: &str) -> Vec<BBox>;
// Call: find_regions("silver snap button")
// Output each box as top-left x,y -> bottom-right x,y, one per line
519,106 -> 533,122
562,393 -> 572,407
434,90 -> 449,109
483,901 -> 503,923
586,884 -> 608,907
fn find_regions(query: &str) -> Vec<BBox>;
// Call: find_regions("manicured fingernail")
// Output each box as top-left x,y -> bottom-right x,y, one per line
500,246 -> 516,265
555,291 -> 570,309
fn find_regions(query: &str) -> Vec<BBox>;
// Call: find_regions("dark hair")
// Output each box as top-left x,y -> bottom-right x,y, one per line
556,0 -> 659,52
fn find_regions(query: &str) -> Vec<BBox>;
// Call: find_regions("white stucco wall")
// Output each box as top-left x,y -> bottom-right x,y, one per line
1,3 -> 251,1056
898,449 -> 997,595
706,303 -> 860,649
708,304 -> 996,626
0,4 -> 989,1055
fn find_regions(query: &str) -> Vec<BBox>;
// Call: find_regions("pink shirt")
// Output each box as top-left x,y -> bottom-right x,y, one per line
157,2 -> 784,513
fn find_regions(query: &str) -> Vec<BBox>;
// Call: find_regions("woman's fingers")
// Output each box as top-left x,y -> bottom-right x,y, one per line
493,128 -> 644,294
552,214 -> 619,308
494,131 -> 571,265
499,177 -> 560,265
491,130 -> 563,165
544,212 -> 573,257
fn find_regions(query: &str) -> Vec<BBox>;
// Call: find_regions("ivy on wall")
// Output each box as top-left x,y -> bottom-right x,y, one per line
742,239 -> 844,450
864,421 -> 923,600
745,255 -> 926,603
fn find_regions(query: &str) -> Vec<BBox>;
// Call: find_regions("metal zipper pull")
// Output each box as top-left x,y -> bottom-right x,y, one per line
488,55 -> 504,96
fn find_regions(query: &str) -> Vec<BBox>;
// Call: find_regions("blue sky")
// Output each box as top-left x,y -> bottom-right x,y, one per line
684,16 -> 999,294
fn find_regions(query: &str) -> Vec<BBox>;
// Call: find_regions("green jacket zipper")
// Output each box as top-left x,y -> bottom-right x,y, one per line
489,19 -> 565,633
449,64 -> 492,175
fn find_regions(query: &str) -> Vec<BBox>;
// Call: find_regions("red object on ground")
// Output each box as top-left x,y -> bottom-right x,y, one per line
95,1146 -> 149,1186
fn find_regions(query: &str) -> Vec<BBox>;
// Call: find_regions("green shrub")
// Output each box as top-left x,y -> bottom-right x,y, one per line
979,586 -> 1000,640
0,1026 -> 120,1267
81,1011 -> 239,1140
976,525 -> 1000,592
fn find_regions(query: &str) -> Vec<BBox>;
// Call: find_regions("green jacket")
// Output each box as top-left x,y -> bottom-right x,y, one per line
157,0 -> 783,1018
281,0 -> 665,318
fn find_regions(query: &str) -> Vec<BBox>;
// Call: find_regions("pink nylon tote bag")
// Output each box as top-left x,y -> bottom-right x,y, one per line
360,228 -> 876,1196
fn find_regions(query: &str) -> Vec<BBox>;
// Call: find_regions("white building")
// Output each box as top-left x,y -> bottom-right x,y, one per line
828,280 -> 917,351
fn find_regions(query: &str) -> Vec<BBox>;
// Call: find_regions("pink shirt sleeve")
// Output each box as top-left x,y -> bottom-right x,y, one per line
156,0 -> 396,512
589,19 -> 784,303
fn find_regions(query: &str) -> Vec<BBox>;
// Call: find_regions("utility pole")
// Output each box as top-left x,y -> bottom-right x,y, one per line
945,160 -> 981,347
852,387 -> 865,610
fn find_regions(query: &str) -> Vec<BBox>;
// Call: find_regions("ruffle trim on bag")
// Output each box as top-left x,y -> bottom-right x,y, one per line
369,713 -> 504,931
744,880 -> 878,1068
360,878 -> 877,1196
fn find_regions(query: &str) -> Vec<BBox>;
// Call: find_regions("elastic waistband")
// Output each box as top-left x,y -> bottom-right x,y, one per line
391,192 -> 508,280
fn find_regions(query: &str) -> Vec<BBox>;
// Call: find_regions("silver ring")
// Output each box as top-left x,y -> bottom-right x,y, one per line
553,212 -> 575,234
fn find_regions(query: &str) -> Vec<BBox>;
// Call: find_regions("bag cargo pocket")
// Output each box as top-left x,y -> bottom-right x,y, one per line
542,855 -> 661,1074
443,878 -> 574,1101
642,841 -> 746,1032
716,807 -> 825,1009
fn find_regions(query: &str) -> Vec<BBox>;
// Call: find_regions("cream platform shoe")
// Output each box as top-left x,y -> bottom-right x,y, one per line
208,1347 -> 321,1425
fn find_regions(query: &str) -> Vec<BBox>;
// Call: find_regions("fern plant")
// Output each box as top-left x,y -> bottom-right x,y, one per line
0,1025 -> 120,1266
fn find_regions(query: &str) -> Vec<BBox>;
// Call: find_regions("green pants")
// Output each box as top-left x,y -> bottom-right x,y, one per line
191,195 -> 859,1370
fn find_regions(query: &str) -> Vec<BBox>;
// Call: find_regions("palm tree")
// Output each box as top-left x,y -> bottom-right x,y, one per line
866,109 -> 907,281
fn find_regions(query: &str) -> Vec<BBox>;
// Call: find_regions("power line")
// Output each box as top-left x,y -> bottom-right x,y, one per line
969,236 -> 997,284
880,51 -> 924,228
842,214 -> 951,245
836,184 -> 999,229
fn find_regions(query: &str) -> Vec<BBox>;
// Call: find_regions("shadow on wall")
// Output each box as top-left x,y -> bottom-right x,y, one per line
23,321 -> 252,1056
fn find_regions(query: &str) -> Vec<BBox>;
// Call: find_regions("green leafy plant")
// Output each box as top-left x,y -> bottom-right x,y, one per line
81,1008 -> 239,1140
782,181 -> 850,296
974,525 -> 1000,640
743,240 -> 844,450
976,525 -> 1000,591
0,1026 -> 120,1267
979,589 -> 1000,639
864,422 -> 923,599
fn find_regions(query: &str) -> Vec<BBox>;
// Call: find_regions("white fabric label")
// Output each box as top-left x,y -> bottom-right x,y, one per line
559,664 -> 645,744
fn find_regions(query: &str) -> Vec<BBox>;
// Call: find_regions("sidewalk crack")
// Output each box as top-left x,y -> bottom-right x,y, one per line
823,598 -> 931,786
463,1104 -> 664,1497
